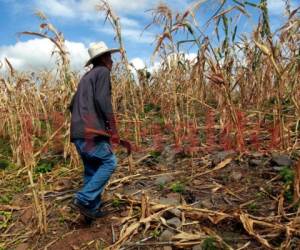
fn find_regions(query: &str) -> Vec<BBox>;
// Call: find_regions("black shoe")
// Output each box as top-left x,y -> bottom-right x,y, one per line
71,199 -> 107,219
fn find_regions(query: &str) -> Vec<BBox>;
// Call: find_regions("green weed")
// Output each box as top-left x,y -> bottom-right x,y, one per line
0,138 -> 12,158
280,167 -> 294,185
0,159 -> 10,170
144,103 -> 161,113
279,167 -> 295,203
0,195 -> 12,205
247,202 -> 258,212
158,183 -> 165,191
170,181 -> 185,193
58,216 -> 65,224
150,229 -> 161,238
202,237 -> 219,250
35,162 -> 53,173
149,150 -> 161,159
112,198 -> 122,208
0,211 -> 12,230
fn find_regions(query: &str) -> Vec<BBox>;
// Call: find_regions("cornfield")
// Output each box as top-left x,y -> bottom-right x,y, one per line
0,0 -> 300,249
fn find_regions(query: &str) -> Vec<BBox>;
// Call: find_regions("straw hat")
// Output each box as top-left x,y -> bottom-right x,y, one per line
85,42 -> 120,66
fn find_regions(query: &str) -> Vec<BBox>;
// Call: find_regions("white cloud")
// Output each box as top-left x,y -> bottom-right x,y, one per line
148,52 -> 197,73
148,61 -> 161,73
35,0 -> 76,18
121,17 -> 140,28
34,0 -> 153,21
184,53 -> 197,62
33,0 -> 157,47
29,0 -> 193,55
0,38 -> 198,75
100,26 -> 155,44
33,0 -> 192,30
267,0 -> 298,16
65,40 -> 89,70
130,58 -> 146,70
0,38 -> 89,72
35,0 -> 159,18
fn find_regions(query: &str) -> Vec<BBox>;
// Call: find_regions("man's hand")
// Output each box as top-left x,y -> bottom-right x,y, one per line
110,132 -> 120,144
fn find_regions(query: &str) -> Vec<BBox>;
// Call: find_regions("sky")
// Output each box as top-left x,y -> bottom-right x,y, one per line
0,0 -> 298,73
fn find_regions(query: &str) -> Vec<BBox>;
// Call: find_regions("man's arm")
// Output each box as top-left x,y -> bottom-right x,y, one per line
94,68 -> 119,139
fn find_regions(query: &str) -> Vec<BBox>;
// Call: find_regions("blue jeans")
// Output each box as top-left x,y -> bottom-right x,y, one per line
73,139 -> 117,212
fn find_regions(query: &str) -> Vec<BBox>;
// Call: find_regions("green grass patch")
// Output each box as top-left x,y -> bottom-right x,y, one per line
170,181 -> 185,193
0,211 -> 12,230
149,150 -> 161,159
202,237 -> 220,250
150,229 -> 161,239
0,138 -> 12,158
247,201 -> 258,213
112,198 -> 122,208
0,194 -> 12,205
280,166 -> 294,185
279,166 -> 295,203
0,159 -> 10,170
144,103 -> 161,113
158,183 -> 165,191
35,162 -> 53,173
35,156 -> 63,174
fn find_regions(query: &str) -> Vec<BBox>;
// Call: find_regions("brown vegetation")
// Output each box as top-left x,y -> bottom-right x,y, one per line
0,0 -> 299,249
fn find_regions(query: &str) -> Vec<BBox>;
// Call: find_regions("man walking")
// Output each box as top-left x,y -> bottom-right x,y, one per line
69,42 -> 120,219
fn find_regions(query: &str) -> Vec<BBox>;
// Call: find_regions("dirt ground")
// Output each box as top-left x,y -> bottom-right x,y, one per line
1,147 -> 300,250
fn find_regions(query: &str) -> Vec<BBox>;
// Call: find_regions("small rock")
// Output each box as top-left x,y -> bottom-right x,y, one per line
159,193 -> 181,206
212,150 -> 236,165
192,245 -> 202,250
54,179 -> 73,191
20,207 -> 33,225
167,217 -> 181,228
230,171 -> 243,181
159,145 -> 187,166
200,198 -> 213,209
271,154 -> 292,167
12,196 -> 25,207
160,146 -> 176,163
249,159 -> 263,167
159,229 -> 175,241
15,243 -> 30,250
169,208 -> 181,218
162,208 -> 181,220
159,229 -> 175,242
154,175 -> 174,186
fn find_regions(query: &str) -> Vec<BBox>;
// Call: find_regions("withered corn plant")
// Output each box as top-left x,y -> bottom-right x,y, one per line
0,12 -> 82,234
97,0 -> 142,147
0,1 -> 298,167
143,0 -> 300,151
0,0 -> 299,235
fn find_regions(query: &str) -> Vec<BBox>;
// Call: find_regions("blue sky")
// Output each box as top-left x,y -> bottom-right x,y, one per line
0,0 -> 298,72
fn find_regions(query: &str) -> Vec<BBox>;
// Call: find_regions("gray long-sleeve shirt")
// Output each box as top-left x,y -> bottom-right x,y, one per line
70,66 -> 115,141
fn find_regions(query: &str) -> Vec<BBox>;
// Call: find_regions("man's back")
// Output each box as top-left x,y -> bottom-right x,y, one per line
70,66 -> 113,141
